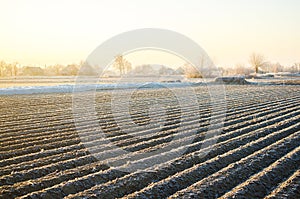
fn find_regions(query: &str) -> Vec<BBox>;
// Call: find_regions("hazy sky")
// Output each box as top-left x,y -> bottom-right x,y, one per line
0,0 -> 299,67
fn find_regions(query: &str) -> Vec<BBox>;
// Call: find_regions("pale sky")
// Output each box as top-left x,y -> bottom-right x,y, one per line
0,0 -> 299,68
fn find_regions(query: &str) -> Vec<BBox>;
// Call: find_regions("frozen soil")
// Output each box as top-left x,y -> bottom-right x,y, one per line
0,85 -> 299,199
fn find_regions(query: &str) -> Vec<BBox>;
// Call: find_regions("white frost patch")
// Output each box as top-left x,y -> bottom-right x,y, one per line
0,82 -> 192,95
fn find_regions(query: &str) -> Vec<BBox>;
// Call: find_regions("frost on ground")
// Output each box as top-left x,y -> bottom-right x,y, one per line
0,82 -> 191,95
0,85 -> 299,198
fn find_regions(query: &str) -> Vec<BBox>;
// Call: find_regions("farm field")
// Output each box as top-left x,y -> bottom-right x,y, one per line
0,75 -> 299,88
0,84 -> 300,198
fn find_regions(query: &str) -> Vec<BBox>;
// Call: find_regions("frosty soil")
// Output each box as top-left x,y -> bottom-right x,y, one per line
0,85 -> 299,198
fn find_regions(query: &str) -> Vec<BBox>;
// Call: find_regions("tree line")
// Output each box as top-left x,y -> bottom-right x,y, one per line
0,53 -> 299,77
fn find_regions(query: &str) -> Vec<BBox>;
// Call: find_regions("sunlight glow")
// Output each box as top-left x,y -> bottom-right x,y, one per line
0,0 -> 299,67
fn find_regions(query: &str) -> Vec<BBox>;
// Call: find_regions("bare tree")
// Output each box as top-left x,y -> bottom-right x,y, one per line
44,64 -> 63,76
249,53 -> 265,74
6,64 -> 13,76
235,63 -> 245,75
292,63 -> 300,73
11,62 -> 18,76
1,62 -> 13,76
0,61 -> 5,76
183,63 -> 202,78
53,64 -> 62,75
79,61 -> 96,76
124,59 -> 132,74
272,62 -> 283,73
113,55 -> 132,76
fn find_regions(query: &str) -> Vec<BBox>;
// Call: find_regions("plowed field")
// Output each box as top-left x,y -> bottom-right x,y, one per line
0,85 -> 299,199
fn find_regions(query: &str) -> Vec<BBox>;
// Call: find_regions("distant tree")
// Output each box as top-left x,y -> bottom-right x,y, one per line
22,66 -> 44,76
183,63 -> 202,78
249,53 -> 266,74
234,63 -> 251,75
0,61 -> 17,76
79,61 -> 96,76
131,64 -> 155,75
218,67 -> 226,76
7,64 -> 13,76
175,66 -> 185,75
272,62 -> 284,73
60,64 -> 78,76
0,61 -> 5,76
158,65 -> 176,75
159,65 -> 167,75
53,64 -> 62,75
113,55 -> 132,76
124,59 -> 132,74
235,63 -> 245,75
44,64 -> 63,76
11,62 -> 18,76
260,62 -> 284,73
291,63 -> 300,73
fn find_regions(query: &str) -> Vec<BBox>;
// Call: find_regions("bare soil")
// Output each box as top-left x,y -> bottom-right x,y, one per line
0,85 -> 299,198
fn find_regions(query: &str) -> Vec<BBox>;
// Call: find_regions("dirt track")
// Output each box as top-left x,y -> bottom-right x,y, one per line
0,85 -> 299,198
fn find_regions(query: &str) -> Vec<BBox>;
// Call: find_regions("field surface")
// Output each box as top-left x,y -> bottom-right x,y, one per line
0,85 -> 300,198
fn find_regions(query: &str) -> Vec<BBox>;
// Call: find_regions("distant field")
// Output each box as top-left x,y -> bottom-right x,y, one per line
0,85 -> 299,198
0,75 -> 299,88
0,76 -> 187,88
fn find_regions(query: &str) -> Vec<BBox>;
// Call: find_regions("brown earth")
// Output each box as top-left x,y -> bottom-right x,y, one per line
0,85 -> 299,199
